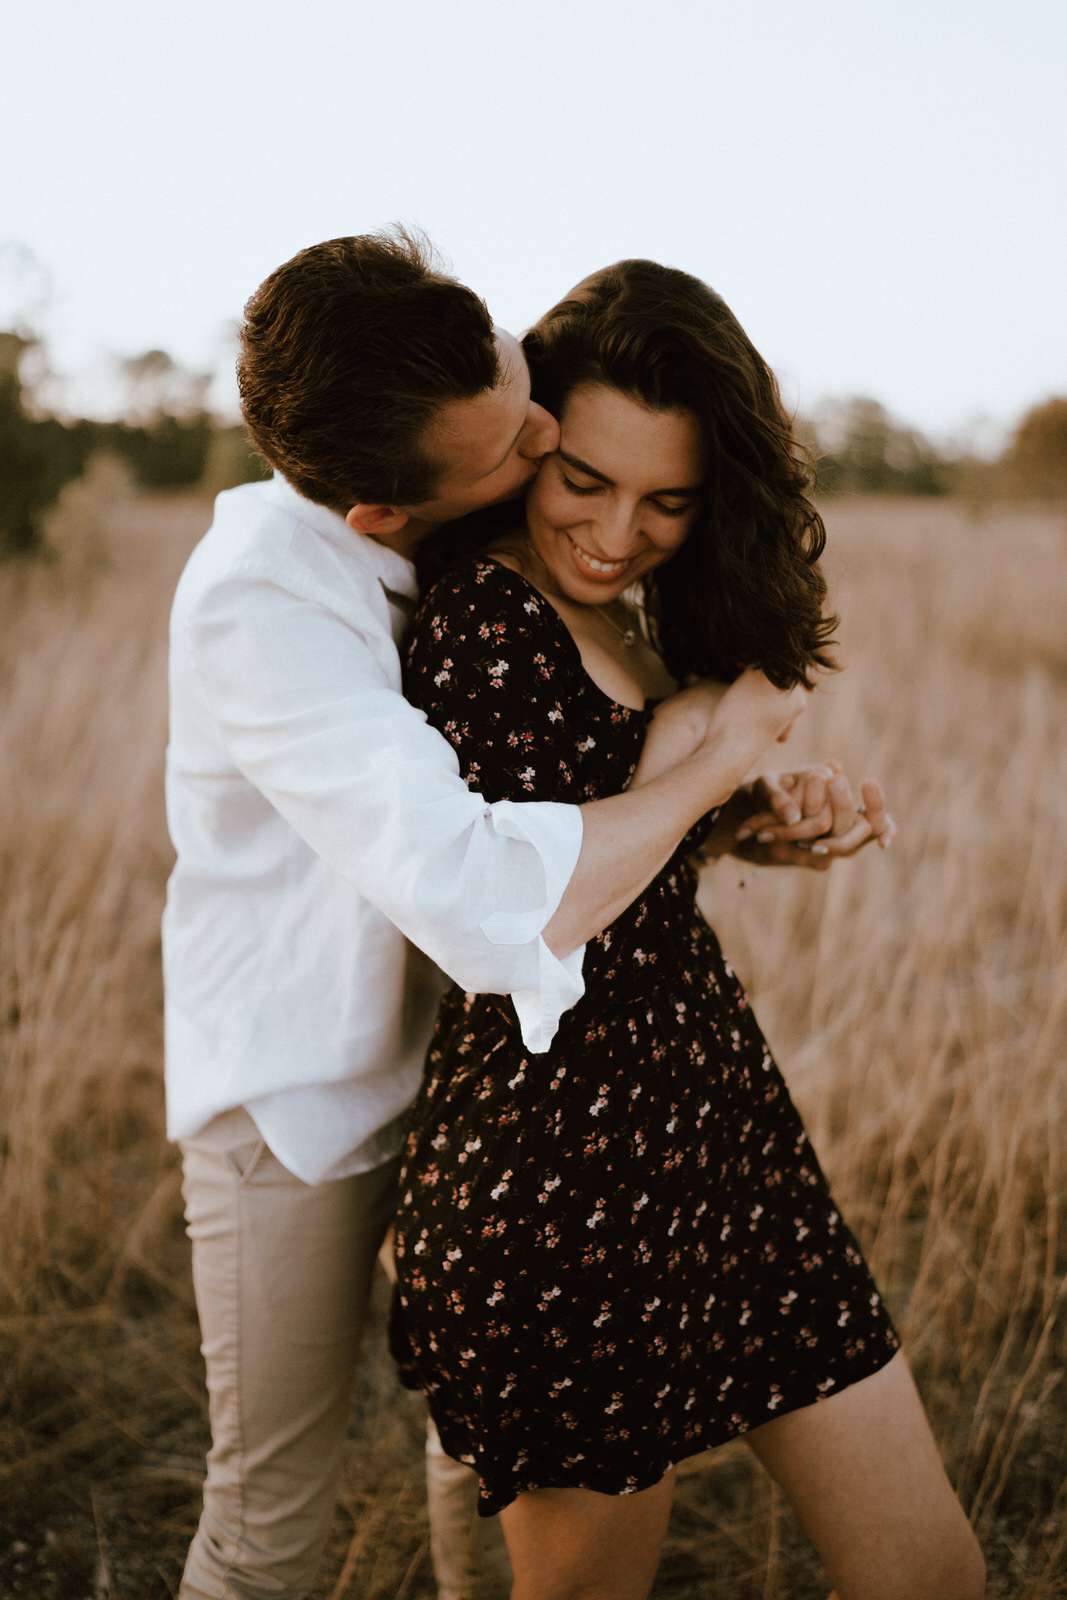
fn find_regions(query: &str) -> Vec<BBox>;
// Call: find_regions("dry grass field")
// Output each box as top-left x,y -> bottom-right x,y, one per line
0,477 -> 1064,1598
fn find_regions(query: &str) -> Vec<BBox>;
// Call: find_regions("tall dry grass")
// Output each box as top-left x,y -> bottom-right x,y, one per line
0,487 -> 1064,1597
697,497 -> 1067,1596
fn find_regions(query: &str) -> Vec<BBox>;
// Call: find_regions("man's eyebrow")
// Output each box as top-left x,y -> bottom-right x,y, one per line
558,449 -> 702,496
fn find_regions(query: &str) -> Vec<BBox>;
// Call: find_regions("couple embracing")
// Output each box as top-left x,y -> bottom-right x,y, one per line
164,230 -> 983,1600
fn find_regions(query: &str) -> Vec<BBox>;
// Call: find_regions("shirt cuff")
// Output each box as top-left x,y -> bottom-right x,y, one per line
477,799 -> 583,943
475,800 -> 586,1052
511,935 -> 586,1054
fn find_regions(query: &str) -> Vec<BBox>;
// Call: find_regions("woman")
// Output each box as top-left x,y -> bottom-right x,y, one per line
392,261 -> 984,1600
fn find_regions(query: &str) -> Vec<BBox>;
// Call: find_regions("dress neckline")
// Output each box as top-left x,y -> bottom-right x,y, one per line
467,557 -> 651,720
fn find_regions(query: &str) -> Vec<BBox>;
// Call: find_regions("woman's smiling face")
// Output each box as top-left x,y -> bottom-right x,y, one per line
523,383 -> 706,605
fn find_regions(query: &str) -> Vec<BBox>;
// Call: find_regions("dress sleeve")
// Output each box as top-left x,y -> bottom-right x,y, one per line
405,561 -> 586,807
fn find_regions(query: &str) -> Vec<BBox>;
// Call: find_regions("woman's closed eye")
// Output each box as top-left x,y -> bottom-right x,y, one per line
646,497 -> 699,519
559,471 -> 602,498
559,471 -> 695,518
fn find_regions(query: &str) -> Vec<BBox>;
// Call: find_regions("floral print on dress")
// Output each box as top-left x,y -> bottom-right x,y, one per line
391,559 -> 899,1517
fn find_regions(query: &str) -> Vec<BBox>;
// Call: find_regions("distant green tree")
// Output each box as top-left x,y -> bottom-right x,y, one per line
98,412 -> 214,489
1004,397 -> 1067,501
0,333 -> 91,557
812,398 -> 947,496
0,332 -> 269,561
200,424 -> 272,496
89,347 -> 215,489
120,347 -> 210,422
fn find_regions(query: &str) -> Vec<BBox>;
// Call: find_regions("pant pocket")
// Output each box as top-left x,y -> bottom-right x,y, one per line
224,1138 -> 268,1183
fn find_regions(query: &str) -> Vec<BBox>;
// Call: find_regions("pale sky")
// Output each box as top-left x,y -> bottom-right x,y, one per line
2,0 -> 1064,446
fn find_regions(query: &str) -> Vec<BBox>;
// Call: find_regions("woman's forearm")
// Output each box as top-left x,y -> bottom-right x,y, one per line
543,742 -> 755,957
544,669 -> 806,956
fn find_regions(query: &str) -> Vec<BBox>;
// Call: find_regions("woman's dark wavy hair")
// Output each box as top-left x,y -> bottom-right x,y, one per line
523,260 -> 836,689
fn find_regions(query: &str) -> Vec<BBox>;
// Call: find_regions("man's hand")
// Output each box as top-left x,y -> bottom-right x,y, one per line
731,761 -> 895,869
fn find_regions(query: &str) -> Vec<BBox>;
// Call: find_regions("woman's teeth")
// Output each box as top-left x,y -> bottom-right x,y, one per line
572,541 -> 627,575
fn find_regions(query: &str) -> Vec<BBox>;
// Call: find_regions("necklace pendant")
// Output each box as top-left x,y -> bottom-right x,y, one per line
604,604 -> 638,648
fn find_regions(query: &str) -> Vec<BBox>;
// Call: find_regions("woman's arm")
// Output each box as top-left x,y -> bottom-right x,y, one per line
542,669 -> 807,955
627,679 -> 730,789
405,567 -> 805,964
625,685 -> 894,875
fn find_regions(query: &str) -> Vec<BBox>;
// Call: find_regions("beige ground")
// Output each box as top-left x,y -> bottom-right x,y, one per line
0,486 -> 1064,1597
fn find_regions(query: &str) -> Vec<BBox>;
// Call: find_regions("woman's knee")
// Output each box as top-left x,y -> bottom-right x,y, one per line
500,1476 -> 674,1600
920,1519 -> 985,1600
833,1518 -> 984,1600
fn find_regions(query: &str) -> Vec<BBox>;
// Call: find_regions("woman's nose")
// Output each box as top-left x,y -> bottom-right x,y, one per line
518,403 -> 559,460
589,500 -> 639,557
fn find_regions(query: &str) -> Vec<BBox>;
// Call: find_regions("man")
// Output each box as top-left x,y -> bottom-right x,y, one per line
165,229 -> 887,1600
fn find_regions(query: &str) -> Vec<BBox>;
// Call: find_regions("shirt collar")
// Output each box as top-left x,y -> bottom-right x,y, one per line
267,474 -> 420,602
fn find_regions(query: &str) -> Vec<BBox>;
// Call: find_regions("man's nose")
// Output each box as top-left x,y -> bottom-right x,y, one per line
518,403 -> 560,460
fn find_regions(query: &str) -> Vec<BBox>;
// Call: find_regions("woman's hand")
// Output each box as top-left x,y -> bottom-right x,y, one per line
633,672 -> 806,794
701,669 -> 809,776
733,762 -> 896,866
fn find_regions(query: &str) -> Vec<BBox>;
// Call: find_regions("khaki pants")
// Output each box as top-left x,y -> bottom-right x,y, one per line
179,1107 -> 507,1599
425,1416 -> 512,1600
178,1108 -> 399,1599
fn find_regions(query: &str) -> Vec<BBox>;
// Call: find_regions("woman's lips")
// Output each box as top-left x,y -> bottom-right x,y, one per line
568,536 -> 629,580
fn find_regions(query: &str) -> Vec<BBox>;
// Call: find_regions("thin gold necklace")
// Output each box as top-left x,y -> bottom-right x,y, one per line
516,535 -> 639,647
601,603 -> 637,648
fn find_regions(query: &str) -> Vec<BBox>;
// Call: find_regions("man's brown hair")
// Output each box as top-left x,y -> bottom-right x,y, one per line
238,229 -> 500,511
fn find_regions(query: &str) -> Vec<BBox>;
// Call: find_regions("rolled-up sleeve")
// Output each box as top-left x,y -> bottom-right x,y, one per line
179,561 -> 585,1051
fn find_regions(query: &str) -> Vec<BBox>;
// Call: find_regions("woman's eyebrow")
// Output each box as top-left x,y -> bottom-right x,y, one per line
558,448 -> 702,497
558,448 -> 614,485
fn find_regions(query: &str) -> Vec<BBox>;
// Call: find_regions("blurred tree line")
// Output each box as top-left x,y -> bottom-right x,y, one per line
1,325 -> 1065,561
804,394 -> 1067,502
804,398 -> 947,496
0,332 -> 268,559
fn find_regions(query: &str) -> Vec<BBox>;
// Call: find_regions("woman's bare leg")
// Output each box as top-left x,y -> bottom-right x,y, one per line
745,1351 -> 984,1600
498,1470 -> 676,1600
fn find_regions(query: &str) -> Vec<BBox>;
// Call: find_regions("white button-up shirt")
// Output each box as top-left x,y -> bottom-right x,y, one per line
163,476 -> 584,1183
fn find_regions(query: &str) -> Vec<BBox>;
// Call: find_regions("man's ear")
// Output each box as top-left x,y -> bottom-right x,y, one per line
345,503 -> 412,537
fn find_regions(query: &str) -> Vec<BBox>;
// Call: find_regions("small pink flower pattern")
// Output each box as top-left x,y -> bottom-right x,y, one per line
391,560 -> 899,1517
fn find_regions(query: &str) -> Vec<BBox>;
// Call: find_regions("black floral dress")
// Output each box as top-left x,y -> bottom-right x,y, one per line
391,559 -> 899,1517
